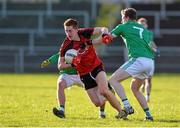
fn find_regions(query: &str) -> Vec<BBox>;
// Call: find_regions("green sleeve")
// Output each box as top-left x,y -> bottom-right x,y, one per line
111,24 -> 124,37
48,53 -> 59,64
150,31 -> 154,42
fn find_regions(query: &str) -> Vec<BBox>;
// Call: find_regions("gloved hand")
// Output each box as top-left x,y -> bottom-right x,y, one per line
41,59 -> 50,68
102,34 -> 113,44
156,48 -> 160,57
71,55 -> 81,67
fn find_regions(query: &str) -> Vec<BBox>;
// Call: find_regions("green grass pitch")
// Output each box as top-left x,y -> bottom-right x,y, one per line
0,73 -> 180,127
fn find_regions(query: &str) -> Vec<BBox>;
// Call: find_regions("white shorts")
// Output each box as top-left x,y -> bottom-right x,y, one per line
121,57 -> 154,79
58,74 -> 84,88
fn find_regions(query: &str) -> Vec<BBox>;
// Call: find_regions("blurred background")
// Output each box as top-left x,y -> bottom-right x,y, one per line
0,0 -> 180,73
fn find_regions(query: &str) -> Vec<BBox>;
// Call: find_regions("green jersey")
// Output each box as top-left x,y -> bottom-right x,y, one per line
48,53 -> 77,75
111,21 -> 154,59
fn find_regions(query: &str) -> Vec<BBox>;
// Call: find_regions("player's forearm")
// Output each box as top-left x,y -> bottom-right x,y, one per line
58,57 -> 72,70
92,36 -> 102,44
93,27 -> 109,36
48,53 -> 59,64
58,63 -> 72,70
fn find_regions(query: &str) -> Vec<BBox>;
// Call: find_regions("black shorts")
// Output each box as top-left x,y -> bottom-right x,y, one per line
80,64 -> 104,90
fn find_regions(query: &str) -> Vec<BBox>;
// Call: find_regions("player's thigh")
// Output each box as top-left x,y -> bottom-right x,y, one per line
96,71 -> 108,91
110,67 -> 130,82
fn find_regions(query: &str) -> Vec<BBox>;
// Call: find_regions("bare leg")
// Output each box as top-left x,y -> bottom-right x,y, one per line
52,77 -> 67,118
96,71 -> 123,113
109,68 -> 134,115
86,87 -> 104,107
141,81 -> 145,93
86,86 -> 107,118
145,77 -> 152,102
109,68 -> 130,101
131,78 -> 153,119
57,77 -> 67,107
131,78 -> 148,109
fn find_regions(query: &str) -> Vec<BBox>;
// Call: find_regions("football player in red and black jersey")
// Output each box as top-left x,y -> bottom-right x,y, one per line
54,18 -> 127,119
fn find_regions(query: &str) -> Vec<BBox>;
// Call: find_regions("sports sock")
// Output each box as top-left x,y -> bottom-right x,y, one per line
99,108 -> 105,115
145,93 -> 150,101
122,99 -> 131,108
100,108 -> 104,112
144,108 -> 152,117
59,105 -> 65,112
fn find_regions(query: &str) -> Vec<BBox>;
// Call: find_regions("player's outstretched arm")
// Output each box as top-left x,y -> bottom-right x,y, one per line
101,33 -> 113,44
41,53 -> 59,68
92,27 -> 113,45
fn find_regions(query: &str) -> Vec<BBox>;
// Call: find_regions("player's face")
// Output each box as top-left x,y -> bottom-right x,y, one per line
64,26 -> 78,40
138,21 -> 148,28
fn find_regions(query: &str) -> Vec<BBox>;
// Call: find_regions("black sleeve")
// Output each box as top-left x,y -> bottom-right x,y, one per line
78,28 -> 94,39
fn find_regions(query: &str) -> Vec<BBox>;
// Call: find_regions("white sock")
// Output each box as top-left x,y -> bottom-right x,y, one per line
122,99 -> 131,108
100,111 -> 105,116
145,95 -> 150,102
60,107 -> 65,112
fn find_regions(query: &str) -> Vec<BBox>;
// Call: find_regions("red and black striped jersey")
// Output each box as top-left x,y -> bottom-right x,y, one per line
59,28 -> 102,76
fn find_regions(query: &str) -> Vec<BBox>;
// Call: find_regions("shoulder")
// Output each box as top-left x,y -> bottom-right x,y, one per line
116,24 -> 124,28
78,28 -> 94,33
114,24 -> 126,32
78,28 -> 94,39
111,24 -> 124,36
60,38 -> 72,56
61,38 -> 71,48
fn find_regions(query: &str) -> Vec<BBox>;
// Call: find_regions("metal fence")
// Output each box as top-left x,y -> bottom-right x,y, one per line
0,46 -> 180,73
0,1 -> 180,73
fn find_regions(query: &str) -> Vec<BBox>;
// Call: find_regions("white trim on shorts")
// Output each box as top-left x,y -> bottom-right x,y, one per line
120,57 -> 154,79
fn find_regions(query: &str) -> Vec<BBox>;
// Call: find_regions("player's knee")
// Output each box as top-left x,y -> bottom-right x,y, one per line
99,88 -> 106,96
100,89 -> 110,99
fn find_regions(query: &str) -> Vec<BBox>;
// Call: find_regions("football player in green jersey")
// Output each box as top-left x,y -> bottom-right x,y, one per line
137,17 -> 160,103
102,8 -> 154,121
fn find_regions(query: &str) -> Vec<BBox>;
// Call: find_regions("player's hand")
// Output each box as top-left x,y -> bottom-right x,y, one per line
102,33 -> 113,44
41,59 -> 50,68
71,56 -> 81,67
156,48 -> 160,57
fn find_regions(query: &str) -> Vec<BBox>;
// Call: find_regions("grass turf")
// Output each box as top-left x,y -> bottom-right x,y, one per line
0,73 -> 180,127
